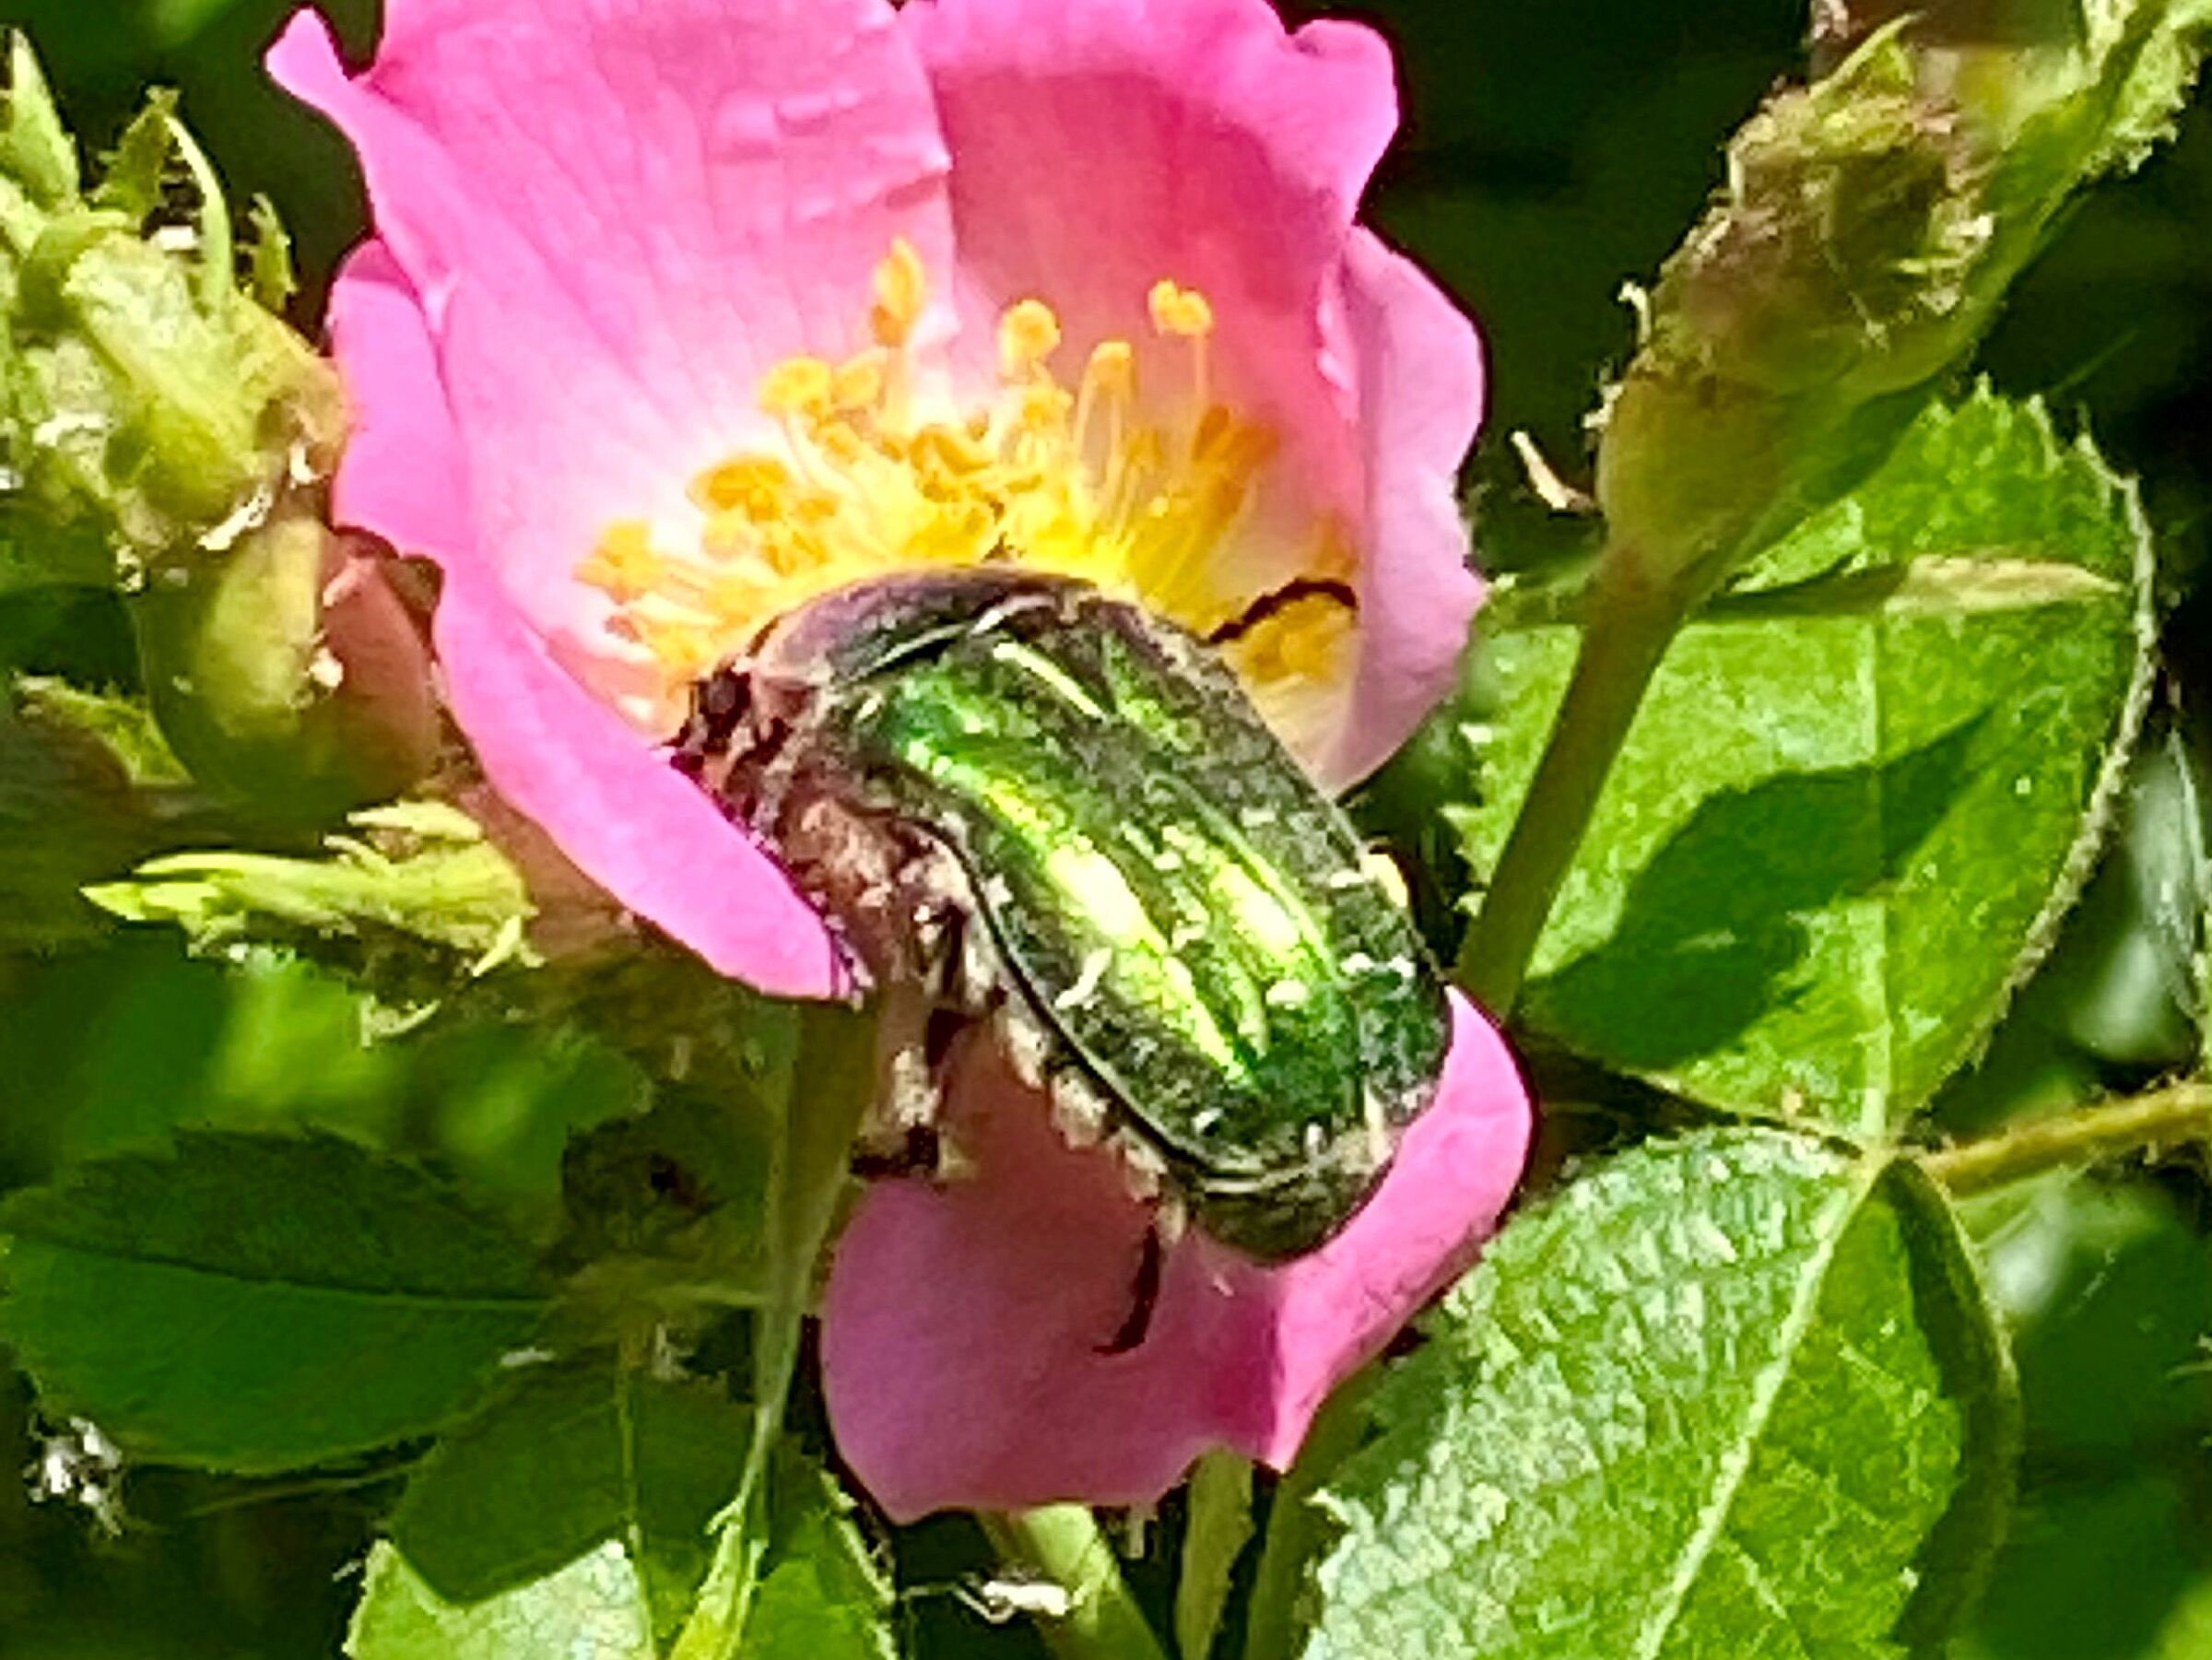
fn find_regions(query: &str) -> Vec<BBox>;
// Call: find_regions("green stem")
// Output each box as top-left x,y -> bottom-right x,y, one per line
743,1002 -> 877,1528
1241,1366 -> 1378,1660
1455,548 -> 1694,1014
674,1001 -> 877,1660
981,1507 -> 1168,1660
1922,1081 -> 2212,1196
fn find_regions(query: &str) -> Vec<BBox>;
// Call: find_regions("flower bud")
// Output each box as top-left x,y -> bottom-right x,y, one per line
1,39 -> 410,821
1595,0 -> 2207,602
0,37 -> 342,588
134,518 -> 441,823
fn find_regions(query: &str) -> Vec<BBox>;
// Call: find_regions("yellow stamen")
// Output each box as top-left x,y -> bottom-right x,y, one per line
1226,593 -> 1355,686
759,357 -> 834,417
1147,280 -> 1215,339
999,300 -> 1065,379
691,455 -> 794,516
831,352 -> 888,414
870,237 -> 929,348
577,520 -> 665,602
582,250 -> 1354,741
1149,280 -> 1217,421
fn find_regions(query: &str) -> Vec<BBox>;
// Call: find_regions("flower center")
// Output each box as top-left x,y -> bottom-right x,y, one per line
578,241 -> 1356,737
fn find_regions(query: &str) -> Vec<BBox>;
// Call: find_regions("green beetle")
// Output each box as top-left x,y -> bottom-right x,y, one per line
677,569 -> 1450,1261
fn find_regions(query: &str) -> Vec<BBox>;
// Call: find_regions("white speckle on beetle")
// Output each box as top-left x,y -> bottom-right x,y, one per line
1265,978 -> 1310,1008
1053,947 -> 1112,1012
1342,952 -> 1377,976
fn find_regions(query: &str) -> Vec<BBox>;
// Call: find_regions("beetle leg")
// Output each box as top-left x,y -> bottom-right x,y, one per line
672,664 -> 748,779
993,1000 -> 1054,1091
850,1124 -> 941,1180
856,982 -> 942,1170
1106,1128 -> 1167,1203
1153,1191 -> 1188,1247
1096,1224 -> 1163,1355
1047,1064 -> 1112,1149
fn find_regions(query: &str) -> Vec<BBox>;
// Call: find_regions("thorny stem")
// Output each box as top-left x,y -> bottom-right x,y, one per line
980,1507 -> 1169,1660
1922,1081 -> 2212,1196
1455,546 -> 1695,1015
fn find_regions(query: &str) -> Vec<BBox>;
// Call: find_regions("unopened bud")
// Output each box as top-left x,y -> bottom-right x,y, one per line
1596,2 -> 2206,600
1813,0 -> 2085,70
1,37 -> 342,588
134,518 -> 440,822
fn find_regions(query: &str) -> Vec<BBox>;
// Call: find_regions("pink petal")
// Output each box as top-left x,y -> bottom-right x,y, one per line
433,561 -> 847,996
321,241 -> 473,567
907,0 -> 1483,781
323,225 -> 843,995
820,992 -> 1531,1521
271,0 -> 961,994
271,0 -> 957,647
1323,230 -> 1488,787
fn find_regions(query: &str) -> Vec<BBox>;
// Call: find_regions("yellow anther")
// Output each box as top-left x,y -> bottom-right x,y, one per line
911,423 -> 994,479
705,570 -> 772,620
1230,594 -> 1352,684
638,620 -> 720,679
580,242 -> 1347,725
816,422 -> 869,466
700,512 -> 756,559
691,455 -> 794,515
831,352 -> 888,413
576,520 -> 665,601
1147,279 -> 1215,339
1085,339 -> 1136,394
759,356 -> 834,416
870,237 -> 929,347
998,300 -> 1065,378
1018,382 -> 1075,434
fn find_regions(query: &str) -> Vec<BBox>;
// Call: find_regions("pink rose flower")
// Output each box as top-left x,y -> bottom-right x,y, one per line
270,0 -> 1530,1518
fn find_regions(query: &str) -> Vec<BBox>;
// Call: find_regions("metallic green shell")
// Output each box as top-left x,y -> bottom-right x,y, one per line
701,570 -> 1451,1260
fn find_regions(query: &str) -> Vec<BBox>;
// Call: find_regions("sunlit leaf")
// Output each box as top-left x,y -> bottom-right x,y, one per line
1299,1131 -> 2017,1659
0,1133 -> 549,1470
1458,392 -> 2154,1135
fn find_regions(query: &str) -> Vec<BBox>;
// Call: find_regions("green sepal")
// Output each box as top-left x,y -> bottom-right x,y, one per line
0,33 -> 77,210
85,800 -> 541,998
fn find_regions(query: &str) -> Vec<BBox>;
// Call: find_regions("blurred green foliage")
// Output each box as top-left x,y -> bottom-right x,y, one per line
2,0 -> 2209,1654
